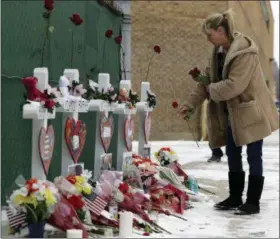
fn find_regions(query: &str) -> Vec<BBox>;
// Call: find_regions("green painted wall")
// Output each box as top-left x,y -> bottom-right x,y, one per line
1,0 -> 122,205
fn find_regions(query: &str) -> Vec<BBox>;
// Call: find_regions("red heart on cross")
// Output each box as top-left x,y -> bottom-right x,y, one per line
38,125 -> 55,176
65,117 -> 87,163
100,113 -> 114,153
124,117 -> 135,152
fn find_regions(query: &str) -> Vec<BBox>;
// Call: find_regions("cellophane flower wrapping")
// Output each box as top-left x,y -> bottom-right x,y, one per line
149,178 -> 188,214
54,176 -> 92,225
47,196 -> 88,238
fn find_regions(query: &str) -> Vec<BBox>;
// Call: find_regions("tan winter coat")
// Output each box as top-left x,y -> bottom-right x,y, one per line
186,32 -> 279,148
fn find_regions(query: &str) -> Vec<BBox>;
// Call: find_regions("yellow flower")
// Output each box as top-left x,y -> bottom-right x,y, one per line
75,184 -> 83,193
13,195 -> 37,208
83,185 -> 92,195
43,188 -> 57,206
75,176 -> 85,184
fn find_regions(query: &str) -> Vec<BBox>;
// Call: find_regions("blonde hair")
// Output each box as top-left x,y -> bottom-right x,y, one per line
202,9 -> 235,41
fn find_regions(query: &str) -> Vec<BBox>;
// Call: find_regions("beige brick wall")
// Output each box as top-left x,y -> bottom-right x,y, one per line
131,1 -> 274,141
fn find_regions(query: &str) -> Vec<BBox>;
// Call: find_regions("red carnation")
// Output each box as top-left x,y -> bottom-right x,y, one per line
153,45 -> 161,53
70,14 -> 84,26
119,182 -> 129,195
172,101 -> 179,108
44,99 -> 56,109
67,195 -> 85,210
105,29 -> 113,38
114,35 -> 122,44
44,0 -> 54,11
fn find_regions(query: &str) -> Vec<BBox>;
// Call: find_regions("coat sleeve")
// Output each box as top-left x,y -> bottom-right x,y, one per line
185,82 -> 208,109
208,53 -> 258,102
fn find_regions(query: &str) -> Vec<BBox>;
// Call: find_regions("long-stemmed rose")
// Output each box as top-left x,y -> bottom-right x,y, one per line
114,35 -> 127,81
41,0 -> 54,66
188,67 -> 209,84
171,101 -> 199,147
145,45 -> 161,81
69,13 -> 84,67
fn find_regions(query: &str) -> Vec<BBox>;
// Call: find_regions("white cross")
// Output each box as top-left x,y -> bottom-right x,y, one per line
137,82 -> 154,157
22,67 -> 56,180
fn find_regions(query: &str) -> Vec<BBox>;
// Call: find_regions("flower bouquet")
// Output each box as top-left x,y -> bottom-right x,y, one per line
85,79 -> 118,104
132,154 -> 159,193
7,178 -> 59,238
96,170 -> 171,235
47,196 -> 88,238
54,175 -> 93,225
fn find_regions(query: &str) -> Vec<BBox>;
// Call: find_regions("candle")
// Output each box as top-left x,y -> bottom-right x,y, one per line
66,229 -> 83,238
140,82 -> 150,102
119,211 -> 133,237
98,73 -> 110,93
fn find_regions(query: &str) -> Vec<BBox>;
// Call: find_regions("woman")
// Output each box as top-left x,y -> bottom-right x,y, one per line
179,10 -> 279,215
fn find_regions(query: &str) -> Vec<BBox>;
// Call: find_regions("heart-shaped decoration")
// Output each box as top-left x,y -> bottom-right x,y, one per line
38,125 -> 55,176
144,112 -> 152,144
100,113 -> 114,153
124,117 -> 135,152
65,117 -> 87,163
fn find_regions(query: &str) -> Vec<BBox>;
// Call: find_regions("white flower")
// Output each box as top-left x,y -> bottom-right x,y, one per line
89,80 -> 99,91
33,191 -> 44,201
81,170 -> 92,181
32,183 -> 39,190
19,187 -> 29,197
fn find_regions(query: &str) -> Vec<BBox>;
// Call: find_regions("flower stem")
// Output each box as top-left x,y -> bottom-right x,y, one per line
145,53 -> 154,81
41,13 -> 51,67
120,45 -> 127,81
24,203 -> 38,223
70,30 -> 74,67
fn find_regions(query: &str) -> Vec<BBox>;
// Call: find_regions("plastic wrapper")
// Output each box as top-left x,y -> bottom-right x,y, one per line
47,196 -> 88,238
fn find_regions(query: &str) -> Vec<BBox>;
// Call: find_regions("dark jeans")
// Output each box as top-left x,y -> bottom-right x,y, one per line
226,126 -> 263,176
211,146 -> 224,157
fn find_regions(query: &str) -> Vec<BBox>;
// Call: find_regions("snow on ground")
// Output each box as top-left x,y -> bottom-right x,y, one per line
132,130 -> 279,238
1,131 -> 278,238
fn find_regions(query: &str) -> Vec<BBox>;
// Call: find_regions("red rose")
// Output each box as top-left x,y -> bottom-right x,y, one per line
44,0 -> 54,11
44,99 -> 56,109
119,182 -> 129,195
189,67 -> 201,78
67,195 -> 85,210
70,14 -> 84,26
161,147 -> 171,152
172,101 -> 178,108
153,45 -> 161,53
114,35 -> 122,44
105,29 -> 113,38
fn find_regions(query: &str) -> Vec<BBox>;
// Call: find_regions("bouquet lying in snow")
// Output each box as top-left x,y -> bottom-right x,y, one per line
155,147 -> 199,194
94,170 -> 172,234
54,175 -> 92,224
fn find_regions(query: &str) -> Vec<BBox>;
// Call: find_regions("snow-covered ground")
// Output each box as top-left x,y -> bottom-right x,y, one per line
2,131 -> 278,238
132,130 -> 279,238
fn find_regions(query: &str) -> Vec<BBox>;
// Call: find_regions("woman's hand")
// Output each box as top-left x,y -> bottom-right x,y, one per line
178,104 -> 194,120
